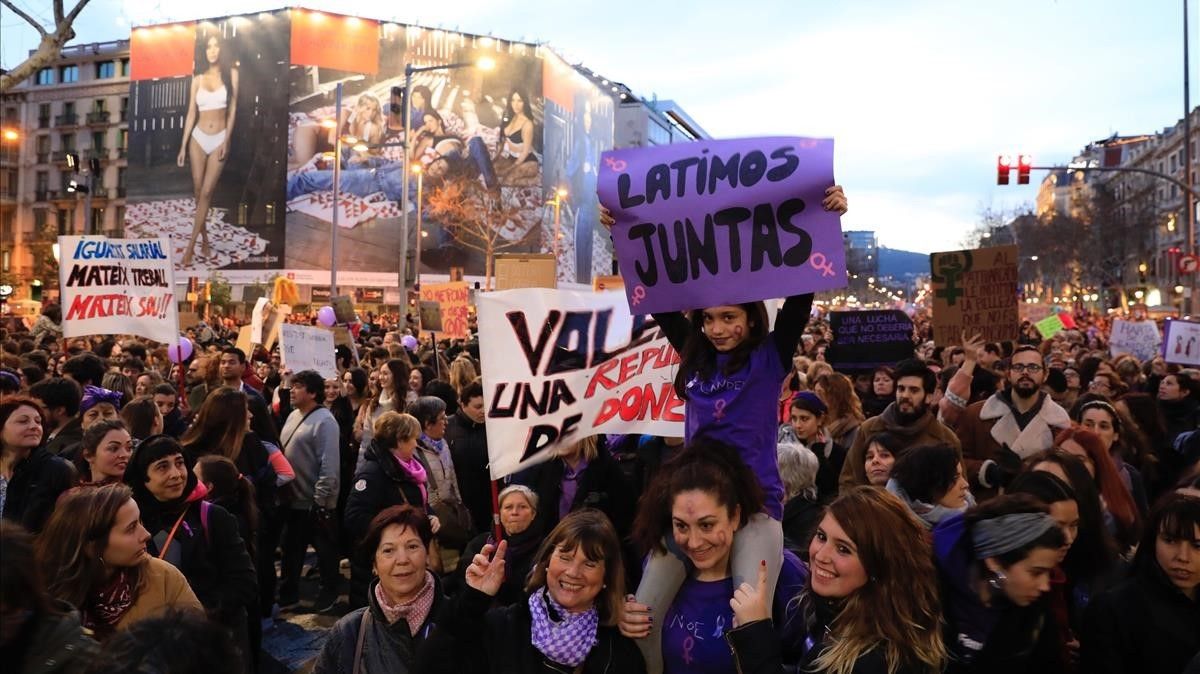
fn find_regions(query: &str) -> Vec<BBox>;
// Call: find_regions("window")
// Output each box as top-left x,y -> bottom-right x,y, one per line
63,101 -> 75,116
118,129 -> 127,150
35,68 -> 54,85
120,59 -> 130,76
38,103 -> 50,127
35,171 -> 48,192
117,167 -> 126,188
120,97 -> 128,121
93,98 -> 107,112
34,209 -> 47,229
36,135 -> 50,155
96,61 -> 115,79
61,133 -> 75,152
59,65 -> 79,83
1,169 -> 16,197
92,130 -> 106,151
60,170 -> 73,190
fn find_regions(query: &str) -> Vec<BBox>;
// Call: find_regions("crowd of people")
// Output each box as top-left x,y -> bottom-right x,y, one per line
2,265 -> 1198,672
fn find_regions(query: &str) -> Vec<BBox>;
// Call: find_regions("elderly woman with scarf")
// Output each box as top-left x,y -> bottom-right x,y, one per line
314,505 -> 449,674
56,385 -> 125,463
125,434 -> 258,673
451,485 -> 543,607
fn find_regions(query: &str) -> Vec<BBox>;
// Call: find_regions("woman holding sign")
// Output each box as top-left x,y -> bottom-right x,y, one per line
602,186 -> 847,674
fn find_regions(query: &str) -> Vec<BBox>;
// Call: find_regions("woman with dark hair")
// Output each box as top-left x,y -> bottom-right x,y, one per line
1081,493 -> 1200,674
357,359 -> 410,448
1158,370 -> 1200,446
407,365 -> 435,406
0,520 -> 99,671
77,418 -> 134,485
440,509 -> 645,673
724,488 -> 947,674
862,430 -> 906,488
493,89 -> 538,183
119,396 -> 162,441
887,444 -> 973,529
621,437 -> 809,673
787,391 -> 845,503
36,483 -> 203,640
177,31 -> 238,267
313,505 -> 448,674
195,455 -> 258,558
180,386 -> 275,519
935,493 -> 1069,673
862,366 -> 895,418
407,396 -> 470,571
1073,399 -> 1150,515
125,435 -> 257,671
1055,426 -> 1142,549
1,395 -> 73,533
1115,392 -> 1173,492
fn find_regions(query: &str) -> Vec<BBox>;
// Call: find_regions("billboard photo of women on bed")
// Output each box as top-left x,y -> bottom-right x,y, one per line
125,11 -> 289,274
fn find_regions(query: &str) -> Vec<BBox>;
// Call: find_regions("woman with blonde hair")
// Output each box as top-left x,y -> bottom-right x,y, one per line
448,357 -> 477,398
813,372 -> 865,449
724,486 -> 946,674
35,483 -> 202,640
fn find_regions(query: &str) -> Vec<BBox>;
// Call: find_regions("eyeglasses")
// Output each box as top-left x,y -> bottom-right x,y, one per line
1010,364 -> 1044,374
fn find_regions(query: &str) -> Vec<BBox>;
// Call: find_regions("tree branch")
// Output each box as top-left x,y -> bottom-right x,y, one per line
2,0 -> 48,36
52,0 -> 64,24
62,0 -> 89,27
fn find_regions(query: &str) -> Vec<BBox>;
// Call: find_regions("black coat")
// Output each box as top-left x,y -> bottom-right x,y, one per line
809,439 -> 847,504
433,585 -> 646,674
0,602 -> 98,674
1,447 -> 74,534
1081,562 -> 1200,674
449,526 -> 543,606
445,411 -> 492,537
782,496 -> 822,557
726,618 -> 920,674
517,448 -> 635,540
243,385 -> 280,445
313,575 -> 448,674
44,418 -> 83,457
344,441 -> 427,609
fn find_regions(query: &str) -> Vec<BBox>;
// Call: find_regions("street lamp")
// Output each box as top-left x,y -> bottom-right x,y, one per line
401,56 -> 495,299
413,163 -> 424,289
550,187 -> 567,263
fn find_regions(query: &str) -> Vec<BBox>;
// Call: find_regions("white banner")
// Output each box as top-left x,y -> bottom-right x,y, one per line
1109,319 -> 1162,362
478,288 -> 684,479
59,236 -> 179,345
1162,318 -> 1200,367
280,324 -> 338,381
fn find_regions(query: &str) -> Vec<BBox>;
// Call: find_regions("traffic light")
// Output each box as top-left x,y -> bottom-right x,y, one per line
997,155 -> 1012,185
1017,154 -> 1033,185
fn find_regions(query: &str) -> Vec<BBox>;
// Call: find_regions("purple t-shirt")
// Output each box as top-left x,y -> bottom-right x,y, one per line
662,550 -> 808,674
684,338 -> 786,518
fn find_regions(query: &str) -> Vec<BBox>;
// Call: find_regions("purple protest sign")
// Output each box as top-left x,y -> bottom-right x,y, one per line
597,136 -> 846,314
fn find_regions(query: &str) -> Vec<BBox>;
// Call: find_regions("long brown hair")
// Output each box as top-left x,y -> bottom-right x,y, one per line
180,386 -> 247,463
673,301 -> 771,399
806,487 -> 946,674
525,509 -> 626,626
814,372 -> 866,424
35,483 -> 144,610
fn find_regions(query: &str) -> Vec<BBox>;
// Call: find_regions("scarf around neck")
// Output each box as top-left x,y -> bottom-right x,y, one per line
393,450 -> 428,503
374,572 -> 436,635
83,568 -> 136,638
528,586 -> 600,667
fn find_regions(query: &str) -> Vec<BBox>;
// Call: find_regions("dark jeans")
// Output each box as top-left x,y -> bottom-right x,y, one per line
278,507 -> 341,602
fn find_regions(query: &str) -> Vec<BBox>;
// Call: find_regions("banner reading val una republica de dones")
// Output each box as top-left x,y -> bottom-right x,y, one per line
59,236 -> 180,345
597,136 -> 847,314
477,288 -> 684,479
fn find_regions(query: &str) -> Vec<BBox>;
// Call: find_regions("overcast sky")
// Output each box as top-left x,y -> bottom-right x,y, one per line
3,0 -> 1196,252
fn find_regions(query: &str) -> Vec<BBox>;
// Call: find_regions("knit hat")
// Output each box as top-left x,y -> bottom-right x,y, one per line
791,391 -> 827,416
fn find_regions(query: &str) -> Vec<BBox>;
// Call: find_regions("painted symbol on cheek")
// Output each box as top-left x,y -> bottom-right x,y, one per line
603,156 -> 627,172
810,253 -> 836,277
682,636 -> 695,665
713,399 -> 727,421
630,285 -> 646,306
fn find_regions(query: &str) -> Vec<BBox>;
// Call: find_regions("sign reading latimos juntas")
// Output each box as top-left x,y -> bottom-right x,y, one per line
930,244 -> 1019,346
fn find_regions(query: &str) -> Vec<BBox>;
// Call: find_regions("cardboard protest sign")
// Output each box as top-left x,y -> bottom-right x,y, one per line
477,288 -> 684,479
592,275 -> 625,292
930,245 -> 1019,346
1109,319 -> 1162,362
419,301 -> 443,333
825,310 -> 914,372
419,281 -> 469,339
597,136 -> 846,314
59,236 -> 179,345
280,323 -> 338,380
1162,318 -> 1200,367
235,325 -> 254,357
330,295 -> 356,324
251,297 -> 270,344
1035,314 -> 1065,339
178,311 -> 201,330
494,254 -> 557,290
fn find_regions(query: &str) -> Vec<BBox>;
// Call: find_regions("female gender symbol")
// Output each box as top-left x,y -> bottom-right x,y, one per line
630,285 -> 647,306
713,399 -> 727,420
809,253 -> 836,277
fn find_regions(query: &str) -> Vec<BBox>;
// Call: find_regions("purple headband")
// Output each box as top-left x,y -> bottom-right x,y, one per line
80,386 -> 124,413
791,390 -> 827,416
0,370 -> 20,389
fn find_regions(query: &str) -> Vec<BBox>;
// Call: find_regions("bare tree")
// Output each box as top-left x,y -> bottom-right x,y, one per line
0,0 -> 94,93
424,180 -> 541,289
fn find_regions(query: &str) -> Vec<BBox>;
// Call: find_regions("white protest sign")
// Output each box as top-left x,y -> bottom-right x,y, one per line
279,323 -> 338,381
251,297 -> 270,344
59,236 -> 179,345
1109,319 -> 1162,362
477,288 -> 684,479
1162,318 -> 1200,367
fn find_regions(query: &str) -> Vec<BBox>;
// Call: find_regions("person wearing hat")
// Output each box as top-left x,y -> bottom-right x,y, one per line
787,391 -> 846,504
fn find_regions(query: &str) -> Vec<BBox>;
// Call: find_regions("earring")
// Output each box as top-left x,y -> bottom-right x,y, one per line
987,570 -> 1007,592
602,584 -> 607,589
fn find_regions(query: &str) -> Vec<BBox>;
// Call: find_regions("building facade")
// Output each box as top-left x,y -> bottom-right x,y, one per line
1,40 -> 131,303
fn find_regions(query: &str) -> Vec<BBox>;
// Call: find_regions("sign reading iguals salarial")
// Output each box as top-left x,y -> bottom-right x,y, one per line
597,137 -> 847,314
477,288 -> 684,479
59,236 -> 179,345
825,310 -> 915,372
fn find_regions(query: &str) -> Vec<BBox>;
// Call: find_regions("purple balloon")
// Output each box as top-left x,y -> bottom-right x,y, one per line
317,305 -> 337,327
401,335 -> 418,351
168,337 -> 193,364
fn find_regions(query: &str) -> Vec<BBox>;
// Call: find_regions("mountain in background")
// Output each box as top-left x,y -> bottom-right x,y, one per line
877,247 -> 929,280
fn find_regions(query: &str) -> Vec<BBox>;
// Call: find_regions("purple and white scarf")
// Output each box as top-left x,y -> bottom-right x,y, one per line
528,586 -> 599,667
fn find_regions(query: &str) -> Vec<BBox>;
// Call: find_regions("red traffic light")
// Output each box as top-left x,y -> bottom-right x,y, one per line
997,155 -> 1012,185
1017,154 -> 1033,184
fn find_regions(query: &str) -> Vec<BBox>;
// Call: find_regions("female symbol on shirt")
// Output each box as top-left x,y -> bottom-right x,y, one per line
713,399 -> 727,421
681,635 -> 695,665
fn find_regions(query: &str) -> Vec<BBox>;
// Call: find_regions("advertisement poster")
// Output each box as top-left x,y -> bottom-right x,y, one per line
929,245 -> 1019,346
477,288 -> 683,479
126,11 -> 290,274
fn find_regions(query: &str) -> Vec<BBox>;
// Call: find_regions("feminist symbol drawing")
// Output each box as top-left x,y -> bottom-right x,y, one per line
713,399 -> 727,420
630,285 -> 647,306
810,253 -> 836,277
603,156 -> 627,172
931,251 -> 974,307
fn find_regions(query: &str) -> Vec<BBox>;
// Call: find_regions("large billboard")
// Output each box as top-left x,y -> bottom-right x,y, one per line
126,11 -> 290,274
126,9 -> 617,287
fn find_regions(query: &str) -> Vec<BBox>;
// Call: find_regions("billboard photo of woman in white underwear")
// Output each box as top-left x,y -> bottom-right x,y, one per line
176,33 -> 239,267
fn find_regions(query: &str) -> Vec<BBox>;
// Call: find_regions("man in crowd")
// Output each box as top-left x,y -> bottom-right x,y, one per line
153,382 -> 189,438
61,353 -> 105,389
29,377 -> 83,456
956,345 -> 1072,499
445,380 -> 491,535
218,347 -> 278,444
839,358 -> 962,489
185,356 -> 213,413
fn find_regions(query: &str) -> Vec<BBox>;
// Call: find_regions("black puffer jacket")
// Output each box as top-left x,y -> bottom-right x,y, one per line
445,410 -> 491,538
313,575 -> 448,674
1,447 -> 74,534
0,602 -> 98,674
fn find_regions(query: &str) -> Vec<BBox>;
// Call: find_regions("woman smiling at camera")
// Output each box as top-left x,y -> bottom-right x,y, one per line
437,508 -> 645,673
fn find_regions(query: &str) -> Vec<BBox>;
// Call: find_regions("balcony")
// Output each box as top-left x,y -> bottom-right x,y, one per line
34,189 -> 53,202
86,111 -> 111,125
52,150 -> 76,164
54,113 -> 79,127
